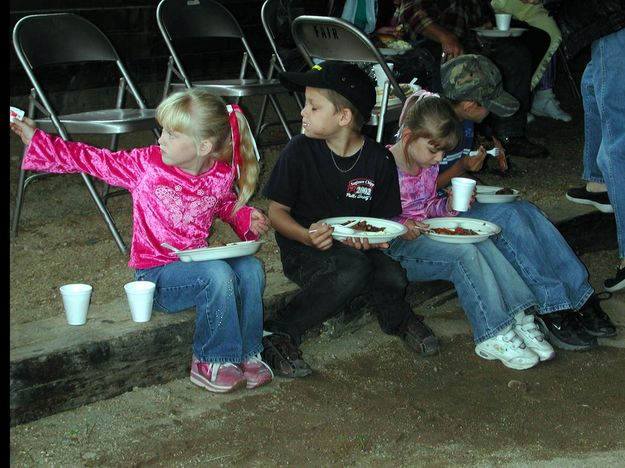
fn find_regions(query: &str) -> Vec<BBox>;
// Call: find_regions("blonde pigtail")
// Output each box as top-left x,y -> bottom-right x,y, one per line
232,111 -> 260,213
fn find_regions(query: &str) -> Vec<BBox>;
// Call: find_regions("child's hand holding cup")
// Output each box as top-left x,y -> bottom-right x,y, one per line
450,177 -> 477,212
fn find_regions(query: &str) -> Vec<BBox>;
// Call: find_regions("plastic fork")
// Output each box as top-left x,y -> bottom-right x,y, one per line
468,147 -> 500,157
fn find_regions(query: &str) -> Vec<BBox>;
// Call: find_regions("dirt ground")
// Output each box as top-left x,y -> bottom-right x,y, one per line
9,87 -> 625,466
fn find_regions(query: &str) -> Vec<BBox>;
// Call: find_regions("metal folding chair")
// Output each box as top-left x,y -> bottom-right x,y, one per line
258,0 -> 306,135
291,15 -> 408,143
11,13 -> 160,254
156,0 -> 294,141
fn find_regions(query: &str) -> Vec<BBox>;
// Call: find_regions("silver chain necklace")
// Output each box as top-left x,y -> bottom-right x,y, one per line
329,138 -> 365,173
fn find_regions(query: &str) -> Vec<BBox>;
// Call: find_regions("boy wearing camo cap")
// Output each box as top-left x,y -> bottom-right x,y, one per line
436,54 -> 615,352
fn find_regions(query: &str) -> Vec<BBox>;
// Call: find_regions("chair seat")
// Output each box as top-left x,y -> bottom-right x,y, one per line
35,109 -> 157,134
170,78 -> 287,97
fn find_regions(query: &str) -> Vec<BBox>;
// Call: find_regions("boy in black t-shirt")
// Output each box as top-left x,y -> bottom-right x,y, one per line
261,61 -> 439,378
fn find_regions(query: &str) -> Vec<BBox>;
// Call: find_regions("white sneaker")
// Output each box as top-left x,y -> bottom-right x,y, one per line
475,328 -> 540,370
514,312 -> 556,361
531,90 -> 572,122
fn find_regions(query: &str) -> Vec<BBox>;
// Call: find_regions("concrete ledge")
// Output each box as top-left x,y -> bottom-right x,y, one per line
9,212 -> 617,426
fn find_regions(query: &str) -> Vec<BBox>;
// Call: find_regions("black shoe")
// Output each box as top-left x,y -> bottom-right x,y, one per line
535,311 -> 597,351
605,265 -> 625,293
261,332 -> 312,378
500,136 -> 548,159
399,315 -> 440,356
576,295 -> 617,337
565,186 -> 614,213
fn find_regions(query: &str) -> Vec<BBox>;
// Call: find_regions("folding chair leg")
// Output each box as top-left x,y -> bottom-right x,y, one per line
80,173 -> 128,254
267,94 -> 294,139
10,164 -> 28,238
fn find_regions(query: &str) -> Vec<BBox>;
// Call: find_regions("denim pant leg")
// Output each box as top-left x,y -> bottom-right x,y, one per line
362,250 -> 414,335
386,237 -> 535,344
468,201 -> 594,312
136,256 -> 265,363
227,256 -> 266,360
585,29 -> 625,258
269,242 -> 373,343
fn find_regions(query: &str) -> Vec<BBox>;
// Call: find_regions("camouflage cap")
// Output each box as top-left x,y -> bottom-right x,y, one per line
441,54 -> 519,117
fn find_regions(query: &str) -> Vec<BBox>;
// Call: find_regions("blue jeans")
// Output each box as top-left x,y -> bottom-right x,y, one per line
468,201 -> 594,312
136,256 -> 265,363
385,236 -> 537,344
581,28 -> 625,258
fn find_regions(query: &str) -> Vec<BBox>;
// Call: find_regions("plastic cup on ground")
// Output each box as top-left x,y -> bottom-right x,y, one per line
124,281 -> 156,323
451,177 -> 477,212
59,283 -> 93,326
495,14 -> 512,31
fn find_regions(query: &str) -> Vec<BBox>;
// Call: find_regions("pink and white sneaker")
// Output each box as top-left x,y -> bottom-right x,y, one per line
240,354 -> 274,389
190,355 -> 246,393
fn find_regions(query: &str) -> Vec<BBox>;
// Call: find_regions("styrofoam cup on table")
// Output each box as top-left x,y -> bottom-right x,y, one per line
495,14 -> 512,31
124,281 -> 156,322
59,283 -> 93,326
451,177 -> 477,212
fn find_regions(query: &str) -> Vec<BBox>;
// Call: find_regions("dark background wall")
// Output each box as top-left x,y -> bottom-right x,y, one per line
9,0 -> 273,102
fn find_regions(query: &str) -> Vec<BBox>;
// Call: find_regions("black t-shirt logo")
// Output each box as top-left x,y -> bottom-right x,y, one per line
346,178 -> 374,201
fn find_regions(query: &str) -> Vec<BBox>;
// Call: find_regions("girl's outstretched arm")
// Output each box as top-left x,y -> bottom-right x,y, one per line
10,116 -> 37,145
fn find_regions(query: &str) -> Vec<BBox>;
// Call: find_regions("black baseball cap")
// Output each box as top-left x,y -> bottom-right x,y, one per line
279,61 -> 376,121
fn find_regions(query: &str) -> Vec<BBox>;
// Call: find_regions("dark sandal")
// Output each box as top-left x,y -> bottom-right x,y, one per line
261,332 -> 312,378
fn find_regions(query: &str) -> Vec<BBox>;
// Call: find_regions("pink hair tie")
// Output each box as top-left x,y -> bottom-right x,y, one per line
415,89 -> 440,100
226,104 -> 260,179
398,89 -> 441,129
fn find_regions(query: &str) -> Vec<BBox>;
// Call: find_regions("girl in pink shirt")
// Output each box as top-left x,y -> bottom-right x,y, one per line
384,92 -> 553,370
11,89 -> 273,394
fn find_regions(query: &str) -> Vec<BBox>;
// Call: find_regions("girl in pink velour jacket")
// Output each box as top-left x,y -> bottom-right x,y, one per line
11,89 -> 273,394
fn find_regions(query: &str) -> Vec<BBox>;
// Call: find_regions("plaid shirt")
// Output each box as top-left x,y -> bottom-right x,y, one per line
392,0 -> 495,49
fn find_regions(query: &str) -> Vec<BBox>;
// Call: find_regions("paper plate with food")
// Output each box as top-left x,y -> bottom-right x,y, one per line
475,185 -> 520,204
420,217 -> 501,244
317,217 -> 407,244
375,83 -> 421,107
161,240 -> 265,262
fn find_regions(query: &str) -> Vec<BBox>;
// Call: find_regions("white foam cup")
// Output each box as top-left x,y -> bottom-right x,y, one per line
372,63 -> 394,87
451,177 -> 477,212
59,283 -> 93,326
124,281 -> 156,323
495,13 -> 512,31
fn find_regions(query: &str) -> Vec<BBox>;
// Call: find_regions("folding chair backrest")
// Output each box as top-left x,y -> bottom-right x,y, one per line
157,0 -> 266,87
291,15 -> 403,99
291,15 -> 407,142
13,13 -> 152,139
16,13 -> 120,68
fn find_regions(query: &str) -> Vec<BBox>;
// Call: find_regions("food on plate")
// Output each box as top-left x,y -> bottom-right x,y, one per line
431,227 -> 479,236
376,83 -> 416,99
343,220 -> 385,233
495,187 -> 514,195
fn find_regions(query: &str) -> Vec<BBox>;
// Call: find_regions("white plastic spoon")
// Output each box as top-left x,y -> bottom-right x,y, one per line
161,243 -> 180,253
